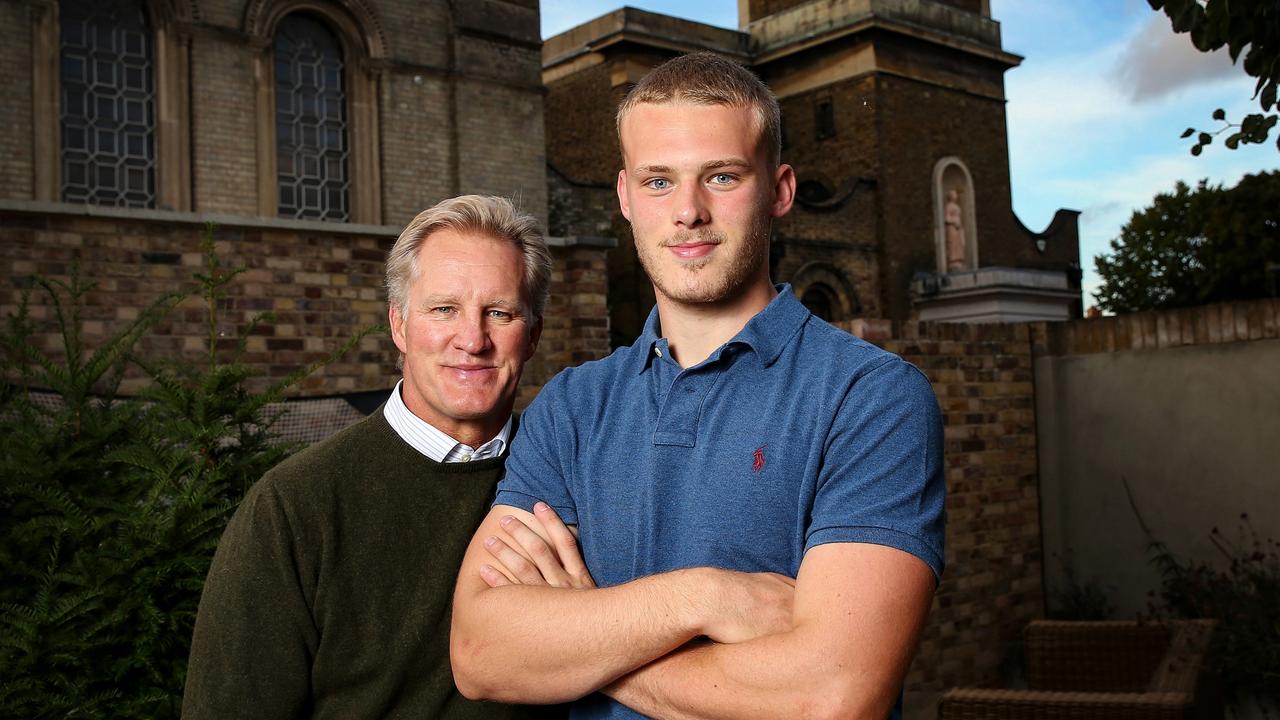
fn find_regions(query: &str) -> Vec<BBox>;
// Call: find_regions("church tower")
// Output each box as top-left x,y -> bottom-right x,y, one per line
543,0 -> 1082,343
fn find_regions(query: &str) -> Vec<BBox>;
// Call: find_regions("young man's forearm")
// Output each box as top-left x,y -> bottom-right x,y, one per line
455,567 -> 727,702
450,506 -> 793,703
605,543 -> 936,720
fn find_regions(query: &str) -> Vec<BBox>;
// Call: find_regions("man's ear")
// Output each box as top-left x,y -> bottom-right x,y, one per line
525,317 -> 543,361
616,169 -> 631,221
389,304 -> 408,355
772,163 -> 796,219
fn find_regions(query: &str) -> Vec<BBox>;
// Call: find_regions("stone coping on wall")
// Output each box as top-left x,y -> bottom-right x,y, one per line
1031,299 -> 1280,358
749,0 -> 1014,62
836,299 -> 1280,358
0,200 -> 616,249
0,199 -> 402,237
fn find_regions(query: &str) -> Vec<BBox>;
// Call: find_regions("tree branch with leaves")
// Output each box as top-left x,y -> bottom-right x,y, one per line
1149,0 -> 1279,153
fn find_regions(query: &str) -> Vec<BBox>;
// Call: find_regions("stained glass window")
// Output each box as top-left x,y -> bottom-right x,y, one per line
59,0 -> 156,207
275,14 -> 350,222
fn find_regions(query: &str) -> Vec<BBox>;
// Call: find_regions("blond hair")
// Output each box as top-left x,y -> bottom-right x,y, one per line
385,195 -> 551,318
616,52 -> 782,167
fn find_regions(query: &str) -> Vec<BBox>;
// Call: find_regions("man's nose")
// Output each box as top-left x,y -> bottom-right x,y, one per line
453,312 -> 491,354
672,183 -> 709,229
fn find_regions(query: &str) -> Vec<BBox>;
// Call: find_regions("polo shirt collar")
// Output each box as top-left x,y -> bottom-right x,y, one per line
631,283 -> 810,373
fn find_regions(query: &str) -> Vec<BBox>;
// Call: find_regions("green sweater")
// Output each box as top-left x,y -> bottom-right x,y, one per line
183,406 -> 560,720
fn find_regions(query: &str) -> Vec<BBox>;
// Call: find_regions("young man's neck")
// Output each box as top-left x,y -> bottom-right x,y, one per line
656,279 -> 777,368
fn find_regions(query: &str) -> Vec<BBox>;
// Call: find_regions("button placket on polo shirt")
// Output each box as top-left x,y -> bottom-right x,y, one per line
652,350 -> 725,448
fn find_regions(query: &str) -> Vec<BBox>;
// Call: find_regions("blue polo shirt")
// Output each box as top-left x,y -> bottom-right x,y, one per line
496,285 -> 944,719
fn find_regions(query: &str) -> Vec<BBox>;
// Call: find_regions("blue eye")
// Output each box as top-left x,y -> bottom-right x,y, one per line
710,173 -> 735,185
645,178 -> 671,191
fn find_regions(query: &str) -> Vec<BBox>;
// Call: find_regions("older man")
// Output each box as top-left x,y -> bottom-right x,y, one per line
184,195 -> 559,719
451,54 -> 944,720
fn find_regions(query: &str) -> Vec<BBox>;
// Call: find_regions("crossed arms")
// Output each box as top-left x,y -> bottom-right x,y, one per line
449,502 -> 936,720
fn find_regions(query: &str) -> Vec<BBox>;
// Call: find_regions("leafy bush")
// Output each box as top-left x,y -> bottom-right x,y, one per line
0,234 -> 373,718
1147,515 -> 1280,713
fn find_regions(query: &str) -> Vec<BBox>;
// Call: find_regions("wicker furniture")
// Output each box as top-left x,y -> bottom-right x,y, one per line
938,619 -> 1220,719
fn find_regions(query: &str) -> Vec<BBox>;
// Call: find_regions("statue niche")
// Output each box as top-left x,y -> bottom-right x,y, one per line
933,157 -> 978,273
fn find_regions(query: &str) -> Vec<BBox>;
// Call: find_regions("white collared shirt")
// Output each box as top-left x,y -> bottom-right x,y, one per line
383,380 -> 512,463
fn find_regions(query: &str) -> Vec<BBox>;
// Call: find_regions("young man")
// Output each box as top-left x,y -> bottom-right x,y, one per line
451,53 -> 944,720
183,195 -> 560,719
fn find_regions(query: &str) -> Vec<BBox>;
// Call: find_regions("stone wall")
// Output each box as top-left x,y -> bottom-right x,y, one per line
0,204 -> 611,404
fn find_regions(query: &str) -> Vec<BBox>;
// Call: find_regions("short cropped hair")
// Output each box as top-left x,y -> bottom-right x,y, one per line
385,195 -> 551,319
615,51 -> 782,168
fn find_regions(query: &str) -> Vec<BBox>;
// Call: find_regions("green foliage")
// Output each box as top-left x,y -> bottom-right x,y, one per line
0,230 -> 376,718
1093,171 -> 1280,313
1146,517 -> 1280,712
1149,0 -> 1280,153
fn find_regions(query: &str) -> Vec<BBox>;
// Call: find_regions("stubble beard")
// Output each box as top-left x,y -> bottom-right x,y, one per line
634,212 -> 773,305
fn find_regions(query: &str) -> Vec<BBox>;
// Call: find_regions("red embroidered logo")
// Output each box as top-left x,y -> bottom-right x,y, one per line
752,445 -> 767,473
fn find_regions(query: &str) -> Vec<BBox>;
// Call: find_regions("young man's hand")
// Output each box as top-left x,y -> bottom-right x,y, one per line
479,501 -> 595,589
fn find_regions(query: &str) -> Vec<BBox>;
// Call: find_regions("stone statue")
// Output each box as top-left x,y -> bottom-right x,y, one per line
944,188 -> 967,271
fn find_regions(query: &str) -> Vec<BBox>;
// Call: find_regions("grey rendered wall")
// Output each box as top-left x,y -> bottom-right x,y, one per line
1036,338 -> 1280,617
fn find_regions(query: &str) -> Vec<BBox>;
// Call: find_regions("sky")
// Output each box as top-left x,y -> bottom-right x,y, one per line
540,0 -> 1279,310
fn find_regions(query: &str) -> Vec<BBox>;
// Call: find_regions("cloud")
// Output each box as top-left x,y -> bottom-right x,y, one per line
1111,13 -> 1239,101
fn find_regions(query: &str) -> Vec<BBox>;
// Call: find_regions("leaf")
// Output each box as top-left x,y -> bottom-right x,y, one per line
1182,127 -> 1196,138
1213,107 -> 1226,120
1197,132 -> 1213,145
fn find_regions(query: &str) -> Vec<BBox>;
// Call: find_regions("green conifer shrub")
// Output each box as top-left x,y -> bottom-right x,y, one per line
0,231 -> 376,718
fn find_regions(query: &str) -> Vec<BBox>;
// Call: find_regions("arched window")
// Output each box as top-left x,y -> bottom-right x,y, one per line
789,261 -> 861,322
273,13 -> 350,222
800,283 -> 837,321
247,0 -> 384,224
58,0 -> 156,207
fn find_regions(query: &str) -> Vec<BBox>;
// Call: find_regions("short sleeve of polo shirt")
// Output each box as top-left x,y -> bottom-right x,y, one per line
805,357 -> 946,581
493,374 -> 579,524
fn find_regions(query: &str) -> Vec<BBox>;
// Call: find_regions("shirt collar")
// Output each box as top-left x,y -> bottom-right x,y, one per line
630,283 -> 810,374
384,380 -> 512,462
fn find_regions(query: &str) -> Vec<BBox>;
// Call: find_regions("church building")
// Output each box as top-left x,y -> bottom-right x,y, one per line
544,0 -> 1082,345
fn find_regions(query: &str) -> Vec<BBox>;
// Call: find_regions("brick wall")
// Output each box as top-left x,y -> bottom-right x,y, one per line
519,244 -> 611,407
770,74 -> 882,319
835,319 -> 1044,697
0,206 -> 611,404
0,1 -> 33,201
456,77 -> 548,229
190,33 -> 260,216
376,0 -> 452,68
380,72 -> 456,227
545,62 -> 622,186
